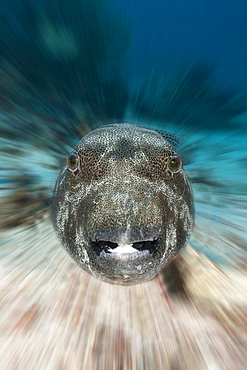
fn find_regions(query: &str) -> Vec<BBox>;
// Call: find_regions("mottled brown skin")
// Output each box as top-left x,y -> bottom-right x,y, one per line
51,124 -> 194,285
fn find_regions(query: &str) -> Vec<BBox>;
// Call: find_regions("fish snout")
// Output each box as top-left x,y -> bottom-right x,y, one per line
88,191 -> 162,258
89,189 -> 162,238
87,185 -> 163,258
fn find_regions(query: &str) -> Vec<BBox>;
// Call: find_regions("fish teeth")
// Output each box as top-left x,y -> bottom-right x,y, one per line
108,243 -> 137,254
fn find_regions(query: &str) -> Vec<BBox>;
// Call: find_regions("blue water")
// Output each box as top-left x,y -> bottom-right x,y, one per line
116,0 -> 247,92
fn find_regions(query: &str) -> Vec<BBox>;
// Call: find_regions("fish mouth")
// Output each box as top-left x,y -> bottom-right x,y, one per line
90,239 -> 159,259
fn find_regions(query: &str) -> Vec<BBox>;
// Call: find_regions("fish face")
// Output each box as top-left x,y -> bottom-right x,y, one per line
51,124 -> 194,285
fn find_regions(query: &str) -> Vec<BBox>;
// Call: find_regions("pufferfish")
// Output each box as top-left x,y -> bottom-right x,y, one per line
51,123 -> 194,285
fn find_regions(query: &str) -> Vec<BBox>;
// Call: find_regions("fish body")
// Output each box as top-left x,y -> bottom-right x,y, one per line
51,124 -> 194,285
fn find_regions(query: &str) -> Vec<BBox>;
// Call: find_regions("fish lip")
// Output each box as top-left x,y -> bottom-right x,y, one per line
91,228 -> 160,244
90,239 -> 159,259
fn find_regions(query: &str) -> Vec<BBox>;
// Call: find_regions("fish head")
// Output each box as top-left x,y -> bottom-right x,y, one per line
51,124 -> 194,285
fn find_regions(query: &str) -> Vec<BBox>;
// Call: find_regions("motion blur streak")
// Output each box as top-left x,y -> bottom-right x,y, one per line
0,0 -> 247,369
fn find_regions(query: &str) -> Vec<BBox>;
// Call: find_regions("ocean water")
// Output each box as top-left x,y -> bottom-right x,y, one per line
0,0 -> 247,369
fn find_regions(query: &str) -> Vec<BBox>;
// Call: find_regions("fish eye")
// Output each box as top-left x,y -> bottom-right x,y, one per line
67,153 -> 79,169
167,156 -> 182,172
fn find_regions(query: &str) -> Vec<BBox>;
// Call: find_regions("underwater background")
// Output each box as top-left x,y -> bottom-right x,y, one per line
0,0 -> 247,369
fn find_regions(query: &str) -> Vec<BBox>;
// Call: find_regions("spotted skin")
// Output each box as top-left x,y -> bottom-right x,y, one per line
51,124 -> 194,285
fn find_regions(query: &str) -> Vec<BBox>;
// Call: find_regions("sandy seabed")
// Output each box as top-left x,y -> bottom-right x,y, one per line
1,213 -> 246,370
